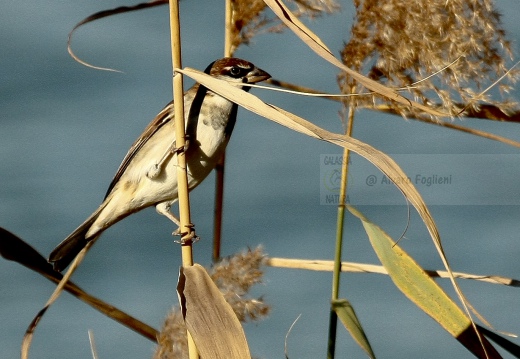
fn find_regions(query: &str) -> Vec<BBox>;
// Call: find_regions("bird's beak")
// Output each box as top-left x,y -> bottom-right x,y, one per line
245,68 -> 271,84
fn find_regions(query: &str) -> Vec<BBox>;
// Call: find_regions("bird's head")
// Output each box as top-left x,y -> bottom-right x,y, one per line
206,57 -> 271,90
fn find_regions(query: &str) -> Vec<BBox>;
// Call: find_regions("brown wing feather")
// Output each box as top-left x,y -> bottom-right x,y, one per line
104,102 -> 173,199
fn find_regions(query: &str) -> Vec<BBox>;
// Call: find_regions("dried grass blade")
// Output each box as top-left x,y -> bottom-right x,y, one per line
177,67 -> 436,242
67,0 -> 167,71
262,0 -> 448,117
21,241 -> 94,359
178,66 -> 494,355
265,79 -> 520,145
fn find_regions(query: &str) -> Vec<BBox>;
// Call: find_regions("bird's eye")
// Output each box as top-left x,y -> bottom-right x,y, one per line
229,66 -> 242,77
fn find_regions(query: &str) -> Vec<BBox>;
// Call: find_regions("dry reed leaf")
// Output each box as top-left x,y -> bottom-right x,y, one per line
0,228 -> 159,342
227,0 -> 339,54
178,264 -> 251,359
154,248 -> 269,359
177,65 -> 491,354
177,66 -> 438,240
67,0 -> 167,72
266,78 -> 520,147
262,0 -> 449,118
177,66 -> 435,232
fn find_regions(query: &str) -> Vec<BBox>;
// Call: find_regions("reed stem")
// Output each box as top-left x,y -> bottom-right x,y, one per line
168,0 -> 197,356
327,92 -> 356,358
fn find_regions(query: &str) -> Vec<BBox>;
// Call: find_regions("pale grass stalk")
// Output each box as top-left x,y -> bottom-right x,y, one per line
168,0 -> 194,253
267,258 -> 520,287
224,0 -> 233,57
168,0 -> 197,357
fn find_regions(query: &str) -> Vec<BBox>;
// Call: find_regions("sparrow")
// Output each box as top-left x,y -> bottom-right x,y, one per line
49,57 -> 271,271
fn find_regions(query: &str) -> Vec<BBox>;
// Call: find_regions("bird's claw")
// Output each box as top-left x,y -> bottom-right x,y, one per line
174,235 -> 200,245
172,142 -> 189,157
172,223 -> 198,244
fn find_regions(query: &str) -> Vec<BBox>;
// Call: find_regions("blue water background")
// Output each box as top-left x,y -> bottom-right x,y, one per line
1,1 -> 520,358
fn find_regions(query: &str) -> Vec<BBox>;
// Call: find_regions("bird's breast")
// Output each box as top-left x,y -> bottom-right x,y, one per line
113,94 -> 236,208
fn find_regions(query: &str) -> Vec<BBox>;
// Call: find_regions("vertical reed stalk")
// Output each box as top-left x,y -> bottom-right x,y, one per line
213,154 -> 225,262
168,0 -> 197,357
327,90 -> 356,359
224,0 -> 233,57
212,0 -> 234,262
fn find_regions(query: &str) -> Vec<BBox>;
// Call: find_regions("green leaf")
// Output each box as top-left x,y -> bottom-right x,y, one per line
332,299 -> 375,358
348,206 -> 502,358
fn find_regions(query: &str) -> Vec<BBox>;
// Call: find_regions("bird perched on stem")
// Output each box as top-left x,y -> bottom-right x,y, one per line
49,57 -> 270,272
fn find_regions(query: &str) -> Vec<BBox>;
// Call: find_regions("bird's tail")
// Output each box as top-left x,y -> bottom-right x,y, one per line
49,209 -> 103,272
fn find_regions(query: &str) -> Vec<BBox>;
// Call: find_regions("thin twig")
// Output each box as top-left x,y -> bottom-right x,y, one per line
266,79 -> 520,122
285,314 -> 302,359
212,0 -> 235,262
456,60 -> 520,116
88,330 -> 99,359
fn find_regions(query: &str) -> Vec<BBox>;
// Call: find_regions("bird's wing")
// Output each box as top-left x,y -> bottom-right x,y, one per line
104,102 -> 174,199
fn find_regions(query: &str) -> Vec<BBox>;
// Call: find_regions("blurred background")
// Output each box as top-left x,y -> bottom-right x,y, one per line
1,0 -> 520,358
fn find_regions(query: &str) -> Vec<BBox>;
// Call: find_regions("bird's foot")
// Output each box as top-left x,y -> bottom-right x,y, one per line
173,223 -> 198,244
